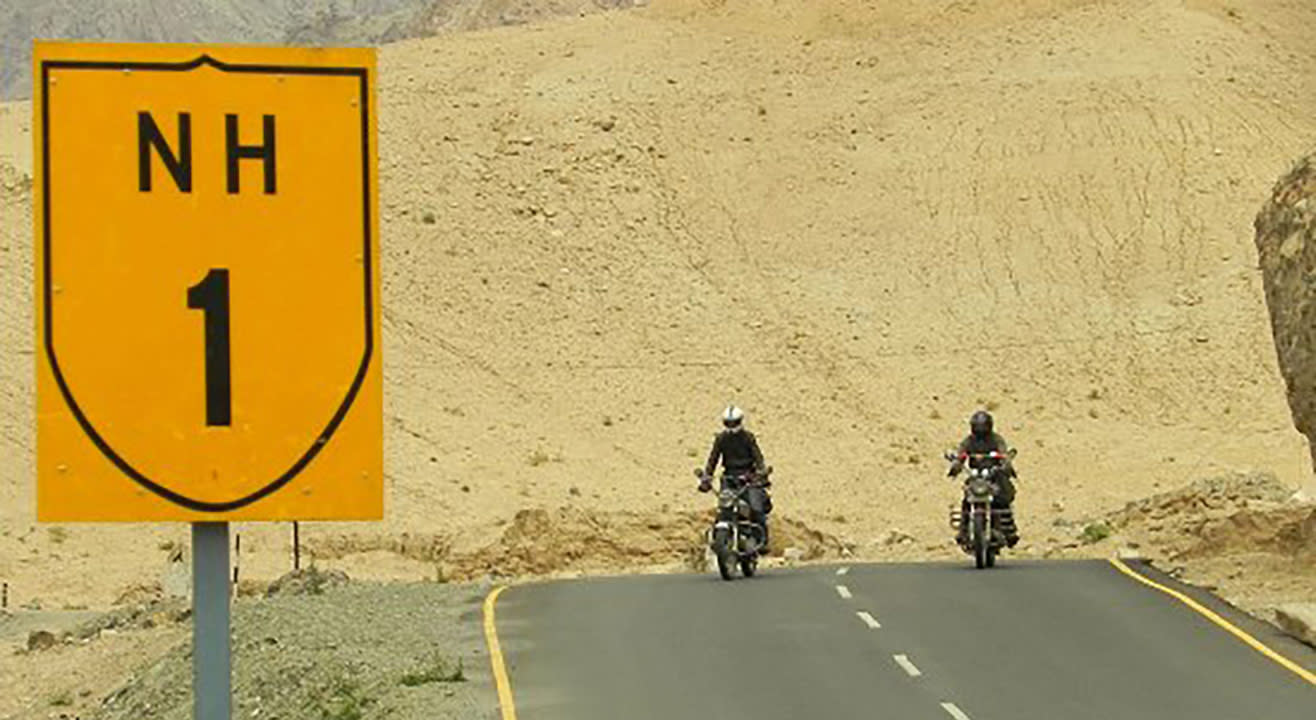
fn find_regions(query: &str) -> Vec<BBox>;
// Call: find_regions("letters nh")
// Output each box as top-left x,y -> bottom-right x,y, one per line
138,112 -> 277,194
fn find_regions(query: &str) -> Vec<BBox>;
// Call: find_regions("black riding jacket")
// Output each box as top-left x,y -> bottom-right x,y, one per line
705,429 -> 766,477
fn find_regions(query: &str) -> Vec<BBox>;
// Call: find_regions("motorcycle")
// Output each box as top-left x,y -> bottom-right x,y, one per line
943,448 -> 1017,569
694,466 -> 773,581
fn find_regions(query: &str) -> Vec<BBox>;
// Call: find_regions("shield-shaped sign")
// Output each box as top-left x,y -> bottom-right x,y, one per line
35,42 -> 382,522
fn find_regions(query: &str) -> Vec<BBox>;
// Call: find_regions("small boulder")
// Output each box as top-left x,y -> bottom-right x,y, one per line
1274,603 -> 1316,648
27,630 -> 57,652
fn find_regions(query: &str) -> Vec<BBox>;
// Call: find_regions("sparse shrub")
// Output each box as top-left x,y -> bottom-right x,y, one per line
1081,522 -> 1112,544
49,690 -> 72,707
310,675 -> 375,720
400,654 -> 464,687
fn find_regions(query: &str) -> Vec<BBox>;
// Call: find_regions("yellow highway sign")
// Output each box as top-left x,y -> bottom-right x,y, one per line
34,41 -> 381,521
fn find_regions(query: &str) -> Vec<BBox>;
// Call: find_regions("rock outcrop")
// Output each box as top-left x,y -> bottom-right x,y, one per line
1255,152 -> 1316,488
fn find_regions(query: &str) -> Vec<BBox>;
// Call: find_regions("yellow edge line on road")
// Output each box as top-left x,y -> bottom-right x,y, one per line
1108,558 -> 1315,687
483,585 -> 518,720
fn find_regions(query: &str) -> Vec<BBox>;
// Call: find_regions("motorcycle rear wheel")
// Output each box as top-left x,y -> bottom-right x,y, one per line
740,555 -> 757,578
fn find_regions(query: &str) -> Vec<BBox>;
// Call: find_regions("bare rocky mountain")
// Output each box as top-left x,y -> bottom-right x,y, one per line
1,1 -> 426,99
1,0 -> 643,99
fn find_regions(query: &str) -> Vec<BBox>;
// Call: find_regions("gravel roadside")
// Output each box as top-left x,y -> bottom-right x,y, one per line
92,579 -> 501,720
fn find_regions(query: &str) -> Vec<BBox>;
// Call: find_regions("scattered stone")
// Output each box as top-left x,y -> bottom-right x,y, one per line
881,529 -> 916,546
27,630 -> 57,652
783,547 -> 805,561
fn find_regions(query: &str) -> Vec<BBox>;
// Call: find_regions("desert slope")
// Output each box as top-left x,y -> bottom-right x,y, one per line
1,0 -> 1315,606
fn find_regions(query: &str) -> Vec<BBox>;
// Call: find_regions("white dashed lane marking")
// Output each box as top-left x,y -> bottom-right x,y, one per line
940,702 -> 971,720
835,585 -> 853,599
894,654 -> 923,677
836,566 -> 850,575
856,611 -> 881,629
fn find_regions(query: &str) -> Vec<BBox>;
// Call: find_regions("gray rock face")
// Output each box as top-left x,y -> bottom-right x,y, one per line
1254,154 -> 1316,473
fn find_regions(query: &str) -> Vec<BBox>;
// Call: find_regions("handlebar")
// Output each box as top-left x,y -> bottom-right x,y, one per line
943,448 -> 1018,462
692,465 -> 773,490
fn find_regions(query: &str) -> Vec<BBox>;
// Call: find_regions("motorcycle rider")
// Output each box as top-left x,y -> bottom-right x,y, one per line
698,405 -> 773,549
948,410 -> 1019,547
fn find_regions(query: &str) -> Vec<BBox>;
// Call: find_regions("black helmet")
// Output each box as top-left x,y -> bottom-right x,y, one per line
970,410 -> 993,439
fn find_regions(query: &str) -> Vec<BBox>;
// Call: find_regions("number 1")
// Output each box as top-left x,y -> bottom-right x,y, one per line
188,269 -> 231,426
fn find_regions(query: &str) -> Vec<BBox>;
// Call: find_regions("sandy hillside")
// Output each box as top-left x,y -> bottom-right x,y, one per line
2,0 -> 1316,610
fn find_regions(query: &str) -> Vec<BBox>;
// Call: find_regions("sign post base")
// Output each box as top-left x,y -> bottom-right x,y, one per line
193,522 -> 231,720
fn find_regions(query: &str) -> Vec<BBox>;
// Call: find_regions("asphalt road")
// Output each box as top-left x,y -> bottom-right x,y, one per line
491,559 -> 1315,720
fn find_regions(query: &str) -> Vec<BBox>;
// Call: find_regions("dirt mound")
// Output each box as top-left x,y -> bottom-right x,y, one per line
1106,471 -> 1308,559
303,508 -> 845,580
1110,471 -> 1294,524
265,567 -> 351,598
458,507 -> 708,576
454,507 -> 845,577
1093,472 -> 1316,618
1255,152 -> 1316,493
1187,505 -> 1316,561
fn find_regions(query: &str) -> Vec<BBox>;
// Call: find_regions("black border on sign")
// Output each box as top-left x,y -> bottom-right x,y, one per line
41,54 -> 374,513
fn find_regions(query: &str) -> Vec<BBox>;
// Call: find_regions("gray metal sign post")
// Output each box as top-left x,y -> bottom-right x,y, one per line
193,522 -> 232,720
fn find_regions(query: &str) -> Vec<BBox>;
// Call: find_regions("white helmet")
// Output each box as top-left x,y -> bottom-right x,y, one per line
722,405 -> 745,431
